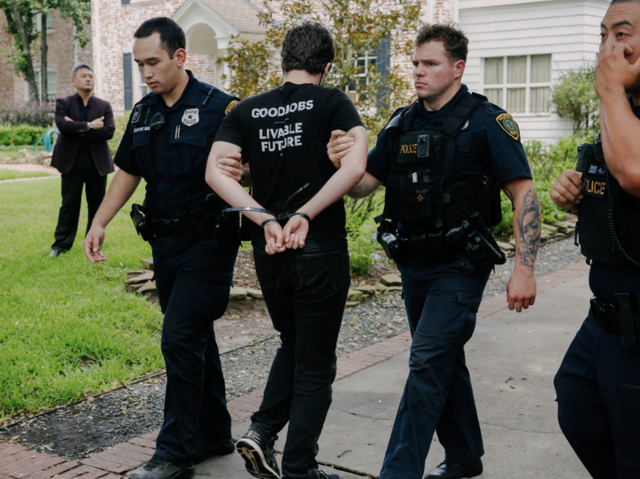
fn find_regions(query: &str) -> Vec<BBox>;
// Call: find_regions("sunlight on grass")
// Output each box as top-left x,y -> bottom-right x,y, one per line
0,175 -> 164,421
0,169 -> 55,181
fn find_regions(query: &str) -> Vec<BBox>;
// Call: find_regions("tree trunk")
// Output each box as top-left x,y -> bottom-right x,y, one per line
41,12 -> 48,104
8,4 -> 39,103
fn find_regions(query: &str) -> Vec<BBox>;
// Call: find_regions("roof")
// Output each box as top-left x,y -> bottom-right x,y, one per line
200,0 -> 265,35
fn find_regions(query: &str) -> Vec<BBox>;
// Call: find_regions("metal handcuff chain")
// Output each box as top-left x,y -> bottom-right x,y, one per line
221,182 -> 312,228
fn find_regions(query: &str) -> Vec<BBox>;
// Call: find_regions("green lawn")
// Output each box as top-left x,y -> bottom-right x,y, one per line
0,169 -> 54,181
0,175 -> 164,421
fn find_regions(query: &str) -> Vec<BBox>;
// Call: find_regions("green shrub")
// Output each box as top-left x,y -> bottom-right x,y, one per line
0,124 -> 48,147
349,234 -> 379,275
552,63 -> 599,135
13,125 -> 46,145
0,126 -> 12,146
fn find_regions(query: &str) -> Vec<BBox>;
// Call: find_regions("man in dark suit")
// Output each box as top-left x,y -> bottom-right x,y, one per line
49,64 -> 115,257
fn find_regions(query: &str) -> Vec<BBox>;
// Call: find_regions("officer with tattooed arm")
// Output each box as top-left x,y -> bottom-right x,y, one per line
550,1 -> 640,477
327,24 -> 541,479
84,18 -> 242,479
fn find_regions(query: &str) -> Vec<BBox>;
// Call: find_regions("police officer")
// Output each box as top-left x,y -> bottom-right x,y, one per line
329,24 -> 541,479
550,1 -> 640,477
84,18 -> 241,479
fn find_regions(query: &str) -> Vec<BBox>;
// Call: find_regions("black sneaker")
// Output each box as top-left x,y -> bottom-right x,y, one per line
236,428 -> 280,479
318,471 -> 340,479
193,436 -> 235,464
424,458 -> 483,479
128,455 -> 195,479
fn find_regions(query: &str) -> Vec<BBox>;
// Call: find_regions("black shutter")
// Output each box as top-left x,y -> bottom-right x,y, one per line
121,0 -> 130,4
376,37 -> 391,107
123,53 -> 133,111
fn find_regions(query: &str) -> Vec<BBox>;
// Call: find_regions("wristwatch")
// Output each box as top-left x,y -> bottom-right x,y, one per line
88,122 -> 94,130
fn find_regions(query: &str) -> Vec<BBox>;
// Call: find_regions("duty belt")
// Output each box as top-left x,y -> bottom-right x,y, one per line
131,203 -> 218,243
590,294 -> 640,356
150,209 -> 217,242
400,230 -> 466,266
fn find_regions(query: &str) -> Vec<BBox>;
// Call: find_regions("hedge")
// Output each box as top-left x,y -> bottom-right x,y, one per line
0,124 -> 49,147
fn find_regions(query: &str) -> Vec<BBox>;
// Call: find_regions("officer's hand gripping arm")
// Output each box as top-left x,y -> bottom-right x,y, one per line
84,169 -> 142,264
326,129 -> 382,200
505,178 -> 541,312
215,151 -> 247,184
327,130 -> 355,169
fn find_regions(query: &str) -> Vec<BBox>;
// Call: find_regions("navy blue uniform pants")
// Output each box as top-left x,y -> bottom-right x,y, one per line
251,240 -> 350,479
52,152 -> 106,251
380,258 -> 489,479
555,310 -> 640,478
151,236 -> 237,463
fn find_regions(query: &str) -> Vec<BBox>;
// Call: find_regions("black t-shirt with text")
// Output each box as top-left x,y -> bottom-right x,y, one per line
215,82 -> 363,246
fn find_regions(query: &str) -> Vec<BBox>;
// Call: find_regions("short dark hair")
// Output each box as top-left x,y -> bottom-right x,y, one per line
71,63 -> 93,78
134,17 -> 186,59
415,23 -> 469,63
281,21 -> 335,75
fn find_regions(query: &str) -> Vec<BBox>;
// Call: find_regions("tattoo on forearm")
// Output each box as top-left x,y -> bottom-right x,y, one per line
517,188 -> 541,268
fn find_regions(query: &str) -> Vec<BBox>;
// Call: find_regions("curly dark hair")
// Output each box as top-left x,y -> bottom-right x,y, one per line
415,23 -> 469,63
282,21 -> 335,75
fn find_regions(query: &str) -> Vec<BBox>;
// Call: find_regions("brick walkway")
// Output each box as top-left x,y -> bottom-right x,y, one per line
0,260 -> 591,479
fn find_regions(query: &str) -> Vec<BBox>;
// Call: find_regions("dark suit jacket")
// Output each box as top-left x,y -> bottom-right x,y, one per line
51,93 -> 116,176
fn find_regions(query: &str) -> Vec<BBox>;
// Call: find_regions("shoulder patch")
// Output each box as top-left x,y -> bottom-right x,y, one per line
496,113 -> 520,141
225,100 -> 239,115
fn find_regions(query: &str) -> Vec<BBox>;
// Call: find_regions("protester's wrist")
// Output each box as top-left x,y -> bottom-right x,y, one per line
262,218 -> 278,228
291,212 -> 311,222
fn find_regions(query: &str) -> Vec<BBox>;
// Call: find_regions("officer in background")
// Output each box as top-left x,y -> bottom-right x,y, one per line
550,1 -> 640,477
328,24 -> 541,479
84,18 -> 241,479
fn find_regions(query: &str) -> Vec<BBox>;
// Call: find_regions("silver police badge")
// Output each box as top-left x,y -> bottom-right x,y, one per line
182,108 -> 200,127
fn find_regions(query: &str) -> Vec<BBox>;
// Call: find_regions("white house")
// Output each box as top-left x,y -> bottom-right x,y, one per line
457,0 -> 609,142
83,0 -> 610,143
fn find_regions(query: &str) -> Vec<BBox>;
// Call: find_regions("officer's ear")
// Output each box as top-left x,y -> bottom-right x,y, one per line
173,48 -> 187,68
453,59 -> 465,80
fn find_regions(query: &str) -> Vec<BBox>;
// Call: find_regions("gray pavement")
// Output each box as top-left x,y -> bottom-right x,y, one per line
196,274 -> 593,479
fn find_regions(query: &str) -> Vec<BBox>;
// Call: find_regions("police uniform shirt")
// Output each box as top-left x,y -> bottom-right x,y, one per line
367,85 -> 532,192
215,82 -> 364,246
589,101 -> 640,303
114,71 -> 240,219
